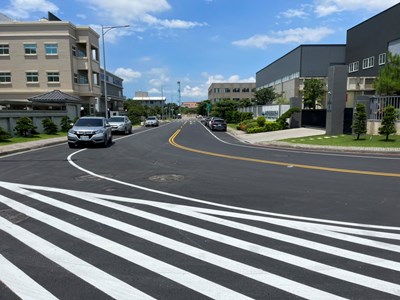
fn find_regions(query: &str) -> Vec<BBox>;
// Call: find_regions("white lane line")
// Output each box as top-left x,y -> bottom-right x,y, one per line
0,216 -> 154,300
0,195 -> 252,300
4,183 -> 397,298
0,254 -> 58,300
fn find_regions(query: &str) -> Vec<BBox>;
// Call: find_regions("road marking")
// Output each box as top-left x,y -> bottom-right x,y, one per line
0,254 -> 58,300
169,129 -> 400,177
0,215 -> 153,300
2,181 -> 400,298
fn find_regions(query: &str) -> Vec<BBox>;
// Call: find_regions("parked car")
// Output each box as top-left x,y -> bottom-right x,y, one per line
144,116 -> 159,127
108,116 -> 132,134
201,116 -> 212,126
67,116 -> 112,148
209,117 -> 227,131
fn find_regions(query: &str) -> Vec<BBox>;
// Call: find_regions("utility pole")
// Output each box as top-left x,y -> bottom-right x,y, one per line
177,81 -> 181,115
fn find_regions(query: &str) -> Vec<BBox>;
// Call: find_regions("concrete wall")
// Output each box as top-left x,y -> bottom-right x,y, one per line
0,111 -> 69,135
367,120 -> 400,135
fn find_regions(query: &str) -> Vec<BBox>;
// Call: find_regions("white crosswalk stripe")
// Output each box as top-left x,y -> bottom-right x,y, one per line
1,181 -> 400,299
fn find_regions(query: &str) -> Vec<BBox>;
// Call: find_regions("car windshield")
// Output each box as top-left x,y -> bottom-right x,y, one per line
75,118 -> 103,127
109,117 -> 124,122
147,117 -> 156,120
213,119 -> 225,123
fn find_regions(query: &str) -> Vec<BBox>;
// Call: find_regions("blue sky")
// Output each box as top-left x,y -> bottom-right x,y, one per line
1,0 -> 399,103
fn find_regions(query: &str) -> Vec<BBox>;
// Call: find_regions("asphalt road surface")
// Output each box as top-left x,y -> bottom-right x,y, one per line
1,119 -> 400,299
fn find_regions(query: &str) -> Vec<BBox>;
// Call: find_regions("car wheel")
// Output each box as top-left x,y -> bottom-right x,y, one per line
68,142 -> 75,148
124,127 -> 129,135
103,135 -> 109,147
109,134 -> 112,144
129,127 -> 132,134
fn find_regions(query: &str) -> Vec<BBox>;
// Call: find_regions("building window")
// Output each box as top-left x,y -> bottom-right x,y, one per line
26,72 -> 39,82
213,88 -> 221,93
24,43 -> 37,55
0,44 -> 9,55
79,73 -> 88,84
0,72 -> 11,83
348,61 -> 359,73
47,72 -> 60,82
362,56 -> 374,69
45,43 -> 58,55
232,88 -> 240,93
224,88 -> 230,93
378,53 -> 386,65
242,88 -> 250,93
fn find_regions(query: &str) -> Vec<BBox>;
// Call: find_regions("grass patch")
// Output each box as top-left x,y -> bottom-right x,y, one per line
0,132 -> 67,146
282,134 -> 400,148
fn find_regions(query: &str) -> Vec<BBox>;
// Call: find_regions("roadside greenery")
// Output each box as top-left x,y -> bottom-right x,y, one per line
0,126 -> 11,141
14,117 -> 37,136
302,78 -> 325,109
0,132 -> 67,145
352,103 -> 367,140
373,53 -> 400,95
42,118 -> 58,135
378,105 -> 398,140
283,134 -> 400,147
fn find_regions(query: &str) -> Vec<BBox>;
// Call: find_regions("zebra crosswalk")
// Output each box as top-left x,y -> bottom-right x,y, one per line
1,180 -> 400,299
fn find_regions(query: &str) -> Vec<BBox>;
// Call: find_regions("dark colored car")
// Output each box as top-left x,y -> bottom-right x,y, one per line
67,117 -> 112,148
108,116 -> 132,134
209,118 -> 227,131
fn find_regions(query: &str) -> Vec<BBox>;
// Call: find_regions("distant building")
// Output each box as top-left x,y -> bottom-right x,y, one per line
208,82 -> 256,104
256,44 -> 346,105
182,101 -> 198,109
132,91 -> 166,107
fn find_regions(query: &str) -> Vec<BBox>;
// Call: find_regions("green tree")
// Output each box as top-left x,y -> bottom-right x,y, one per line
42,118 -> 58,134
378,105 -> 398,141
254,88 -> 277,105
374,53 -> 400,95
275,107 -> 300,129
352,103 -> 367,140
14,117 -> 37,136
302,78 -> 325,109
197,100 -> 211,116
212,99 -> 238,121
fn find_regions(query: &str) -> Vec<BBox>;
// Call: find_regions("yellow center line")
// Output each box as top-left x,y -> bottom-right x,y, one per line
169,129 -> 400,178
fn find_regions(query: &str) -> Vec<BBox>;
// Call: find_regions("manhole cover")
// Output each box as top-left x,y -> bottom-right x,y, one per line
149,174 -> 184,183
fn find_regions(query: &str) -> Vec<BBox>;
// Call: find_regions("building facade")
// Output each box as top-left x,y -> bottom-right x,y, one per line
182,101 -> 198,109
0,13 -> 125,118
345,3 -> 400,104
256,45 -> 346,104
208,82 -> 256,104
132,91 -> 166,107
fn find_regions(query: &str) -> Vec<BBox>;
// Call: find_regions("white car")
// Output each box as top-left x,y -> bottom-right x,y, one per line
108,116 -> 132,134
144,116 -> 159,127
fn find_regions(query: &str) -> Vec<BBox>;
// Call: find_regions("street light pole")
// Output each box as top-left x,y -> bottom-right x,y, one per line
101,24 -> 129,118
177,81 -> 181,115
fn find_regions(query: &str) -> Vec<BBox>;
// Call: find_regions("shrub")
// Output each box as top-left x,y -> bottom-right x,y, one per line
276,107 -> 300,129
246,126 -> 266,134
256,116 -> 266,127
14,117 -> 37,136
264,122 -> 281,132
238,119 -> 258,131
0,126 -> 11,141
60,116 -> 73,132
42,118 -> 58,134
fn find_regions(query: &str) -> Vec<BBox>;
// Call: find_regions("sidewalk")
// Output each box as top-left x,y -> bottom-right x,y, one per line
0,136 -> 66,156
227,127 -> 400,153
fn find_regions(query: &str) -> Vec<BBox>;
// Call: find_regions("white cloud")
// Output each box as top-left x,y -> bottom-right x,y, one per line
114,67 -> 141,82
147,68 -> 170,87
281,8 -> 309,19
314,0 -> 400,17
232,27 -> 334,49
1,0 -> 58,19
83,0 -> 206,29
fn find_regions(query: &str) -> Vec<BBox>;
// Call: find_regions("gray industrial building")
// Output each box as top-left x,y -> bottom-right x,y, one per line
346,2 -> 400,104
256,44 -> 346,104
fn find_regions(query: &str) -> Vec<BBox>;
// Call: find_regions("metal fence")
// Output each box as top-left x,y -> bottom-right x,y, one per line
369,96 -> 400,120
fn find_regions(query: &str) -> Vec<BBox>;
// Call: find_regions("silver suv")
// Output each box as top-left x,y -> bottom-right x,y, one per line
144,116 -> 159,127
68,117 -> 112,148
